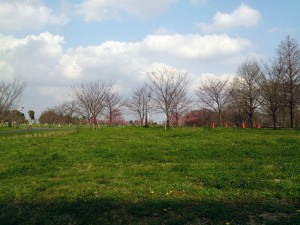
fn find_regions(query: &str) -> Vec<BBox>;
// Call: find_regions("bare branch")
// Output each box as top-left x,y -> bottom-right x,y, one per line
196,77 -> 230,125
0,78 -> 27,122
69,80 -> 112,128
147,66 -> 190,128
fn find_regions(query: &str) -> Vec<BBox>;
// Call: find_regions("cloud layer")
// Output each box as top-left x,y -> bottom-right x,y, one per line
0,0 -> 68,33
0,31 -> 253,112
198,3 -> 261,32
75,0 -> 176,21
0,1 -> 265,115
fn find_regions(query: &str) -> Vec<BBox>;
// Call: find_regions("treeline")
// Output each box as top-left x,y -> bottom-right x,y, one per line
1,36 -> 299,128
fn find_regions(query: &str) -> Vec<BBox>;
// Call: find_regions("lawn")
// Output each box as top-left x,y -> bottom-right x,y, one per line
0,127 -> 299,224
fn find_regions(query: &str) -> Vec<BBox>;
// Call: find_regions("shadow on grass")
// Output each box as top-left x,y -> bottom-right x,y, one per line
1,198 -> 299,225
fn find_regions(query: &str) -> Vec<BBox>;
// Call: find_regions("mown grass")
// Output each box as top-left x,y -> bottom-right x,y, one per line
0,127 -> 299,224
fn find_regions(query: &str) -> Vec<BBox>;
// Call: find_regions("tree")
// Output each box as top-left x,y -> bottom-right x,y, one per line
39,109 -> 61,125
105,89 -> 123,125
183,110 -> 201,126
125,85 -> 151,126
49,105 -> 67,125
170,83 -> 192,126
276,36 -> 300,128
6,109 -> 26,128
69,80 -> 112,129
258,59 -> 285,128
0,78 -> 27,123
147,67 -> 190,129
61,101 -> 80,125
28,110 -> 35,122
196,77 -> 230,126
104,108 -> 126,125
231,58 -> 261,127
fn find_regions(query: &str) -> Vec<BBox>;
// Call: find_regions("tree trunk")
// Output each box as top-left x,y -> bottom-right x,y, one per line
289,104 -> 294,128
272,114 -> 277,129
109,111 -> 113,125
218,110 -> 222,126
166,117 -> 170,129
140,118 -> 143,126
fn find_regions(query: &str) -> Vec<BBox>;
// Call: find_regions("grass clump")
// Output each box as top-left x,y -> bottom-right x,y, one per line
0,127 -> 299,224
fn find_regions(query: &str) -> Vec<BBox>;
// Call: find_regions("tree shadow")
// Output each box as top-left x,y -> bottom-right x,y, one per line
0,197 -> 299,225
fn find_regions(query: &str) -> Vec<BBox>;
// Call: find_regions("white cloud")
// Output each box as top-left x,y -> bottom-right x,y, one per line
0,0 -> 69,32
198,3 -> 261,32
0,31 -> 251,82
57,33 -> 251,82
0,32 -> 65,84
142,34 -> 251,60
0,31 -> 255,114
75,0 -> 176,21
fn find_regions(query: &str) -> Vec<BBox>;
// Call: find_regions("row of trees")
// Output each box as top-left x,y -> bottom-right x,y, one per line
197,35 -> 300,128
1,36 -> 299,129
64,36 -> 299,129
39,92 -> 125,127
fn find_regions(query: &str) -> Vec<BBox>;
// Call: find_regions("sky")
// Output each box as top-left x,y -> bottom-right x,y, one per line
0,0 -> 300,119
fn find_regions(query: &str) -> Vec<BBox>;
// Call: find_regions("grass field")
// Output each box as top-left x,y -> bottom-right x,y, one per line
0,126 -> 299,224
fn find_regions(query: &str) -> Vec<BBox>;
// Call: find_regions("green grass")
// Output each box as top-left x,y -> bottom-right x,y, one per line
0,127 -> 299,224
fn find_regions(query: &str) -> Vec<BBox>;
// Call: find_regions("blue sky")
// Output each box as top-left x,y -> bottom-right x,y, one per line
0,0 -> 299,119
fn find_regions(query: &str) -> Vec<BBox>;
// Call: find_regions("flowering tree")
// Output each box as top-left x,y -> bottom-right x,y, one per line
183,110 -> 201,126
104,108 -> 126,125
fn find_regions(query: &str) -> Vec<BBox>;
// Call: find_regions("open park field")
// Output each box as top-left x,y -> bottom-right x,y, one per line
0,127 -> 299,224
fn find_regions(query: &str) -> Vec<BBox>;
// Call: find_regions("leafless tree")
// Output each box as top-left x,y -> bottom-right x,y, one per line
0,78 -> 27,124
171,85 -> 193,126
196,77 -> 230,125
276,36 -> 300,128
125,85 -> 151,126
69,80 -> 112,129
39,109 -> 62,125
105,89 -> 123,125
230,58 -> 261,127
63,101 -> 80,122
258,58 -> 285,128
147,66 -> 190,129
51,101 -> 79,125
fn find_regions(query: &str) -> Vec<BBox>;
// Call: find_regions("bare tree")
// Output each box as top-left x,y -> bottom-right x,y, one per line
125,85 -> 151,126
51,101 -> 79,125
69,80 -> 112,129
105,89 -> 123,125
227,86 -> 245,127
171,85 -> 193,126
258,58 -> 285,128
147,67 -> 190,129
276,36 -> 300,128
196,77 -> 230,125
231,58 -> 261,127
0,78 -> 27,124
39,109 -> 62,125
62,101 -> 80,124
